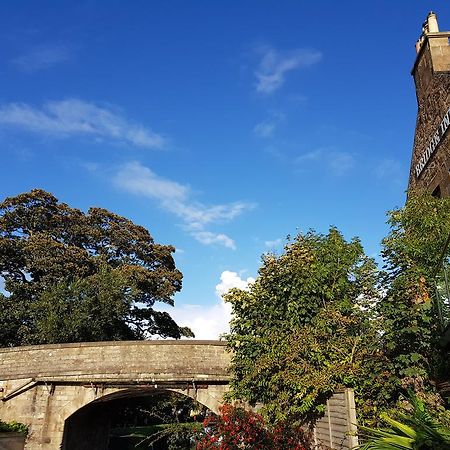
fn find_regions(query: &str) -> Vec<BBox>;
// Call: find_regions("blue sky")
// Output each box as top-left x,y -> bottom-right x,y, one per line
1,1 -> 449,338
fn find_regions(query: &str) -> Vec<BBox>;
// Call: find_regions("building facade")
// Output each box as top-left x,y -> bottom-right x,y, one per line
408,12 -> 450,197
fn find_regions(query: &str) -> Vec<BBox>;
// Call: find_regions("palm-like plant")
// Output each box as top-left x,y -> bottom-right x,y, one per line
356,395 -> 450,450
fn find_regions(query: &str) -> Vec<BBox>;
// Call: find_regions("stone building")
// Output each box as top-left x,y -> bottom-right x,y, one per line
408,12 -> 450,197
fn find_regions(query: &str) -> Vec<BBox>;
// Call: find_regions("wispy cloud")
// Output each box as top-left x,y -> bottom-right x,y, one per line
295,148 -> 355,176
265,238 -> 282,248
0,99 -> 165,149
254,120 -> 276,138
114,161 -> 254,249
328,152 -> 355,176
295,149 -> 322,163
11,44 -> 70,72
253,112 -> 284,138
374,158 -> 403,181
191,231 -> 237,250
255,46 -> 322,94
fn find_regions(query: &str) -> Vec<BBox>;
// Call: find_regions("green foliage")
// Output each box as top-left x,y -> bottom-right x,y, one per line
122,423 -> 202,449
110,392 -> 205,449
0,189 -> 192,345
225,195 -> 450,426
357,394 -> 450,450
379,194 -> 450,388
0,419 -> 28,434
225,227 -> 382,424
28,266 -> 139,343
112,392 -> 205,429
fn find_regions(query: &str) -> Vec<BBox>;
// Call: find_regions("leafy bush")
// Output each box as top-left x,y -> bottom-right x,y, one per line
196,404 -> 312,449
0,419 -> 28,434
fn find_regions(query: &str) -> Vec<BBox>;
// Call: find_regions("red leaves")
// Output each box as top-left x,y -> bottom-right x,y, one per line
196,404 -> 312,450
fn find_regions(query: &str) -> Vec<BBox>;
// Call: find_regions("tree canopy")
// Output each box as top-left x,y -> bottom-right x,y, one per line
224,194 -> 450,426
224,227 -> 382,423
0,189 -> 192,346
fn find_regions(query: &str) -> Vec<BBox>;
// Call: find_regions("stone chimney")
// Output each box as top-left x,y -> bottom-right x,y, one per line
415,12 -> 440,52
412,12 -> 450,101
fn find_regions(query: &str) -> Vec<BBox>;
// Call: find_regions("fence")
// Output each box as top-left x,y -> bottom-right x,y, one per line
312,389 -> 358,449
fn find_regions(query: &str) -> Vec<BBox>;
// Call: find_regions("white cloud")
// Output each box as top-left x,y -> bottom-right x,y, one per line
115,161 -> 188,202
174,202 -> 250,231
159,271 -> 254,339
191,231 -> 236,250
375,158 -> 403,180
328,152 -> 355,176
255,46 -> 322,94
0,99 -> 165,149
253,112 -> 284,139
215,270 -> 255,298
295,148 -> 355,176
164,303 -> 231,340
81,162 -> 100,173
295,149 -> 323,163
265,238 -> 282,248
254,120 -> 276,138
12,44 -> 70,72
114,161 -> 254,248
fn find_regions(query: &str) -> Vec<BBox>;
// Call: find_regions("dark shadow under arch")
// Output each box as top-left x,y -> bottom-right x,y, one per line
61,388 -> 210,450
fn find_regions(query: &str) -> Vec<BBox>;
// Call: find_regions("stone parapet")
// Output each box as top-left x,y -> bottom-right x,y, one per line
0,341 -> 230,385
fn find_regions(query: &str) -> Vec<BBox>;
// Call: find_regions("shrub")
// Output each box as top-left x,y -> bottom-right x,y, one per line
196,404 -> 312,450
0,419 -> 28,434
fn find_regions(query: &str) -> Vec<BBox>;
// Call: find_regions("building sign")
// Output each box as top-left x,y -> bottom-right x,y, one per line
415,106 -> 450,178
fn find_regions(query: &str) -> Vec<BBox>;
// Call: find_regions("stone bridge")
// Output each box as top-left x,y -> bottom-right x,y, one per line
0,340 -> 230,450
0,341 -> 358,450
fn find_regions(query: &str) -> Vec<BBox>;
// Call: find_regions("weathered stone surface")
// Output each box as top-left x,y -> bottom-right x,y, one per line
0,433 -> 26,450
408,28 -> 450,195
0,340 -> 230,383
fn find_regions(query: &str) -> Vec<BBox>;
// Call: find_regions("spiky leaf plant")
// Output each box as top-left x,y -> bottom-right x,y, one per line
356,395 -> 450,450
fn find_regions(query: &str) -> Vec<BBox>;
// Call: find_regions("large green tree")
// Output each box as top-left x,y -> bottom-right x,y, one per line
224,227 -> 382,424
0,189 -> 192,346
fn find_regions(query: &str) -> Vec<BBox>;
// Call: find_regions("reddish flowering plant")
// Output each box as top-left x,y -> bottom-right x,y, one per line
271,421 -> 313,450
196,404 -> 312,450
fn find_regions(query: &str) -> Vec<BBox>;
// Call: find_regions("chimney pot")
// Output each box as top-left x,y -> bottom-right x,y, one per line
427,12 -> 439,33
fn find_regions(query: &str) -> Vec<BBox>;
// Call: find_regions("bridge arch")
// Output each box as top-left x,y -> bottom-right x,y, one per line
61,387 -> 216,450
